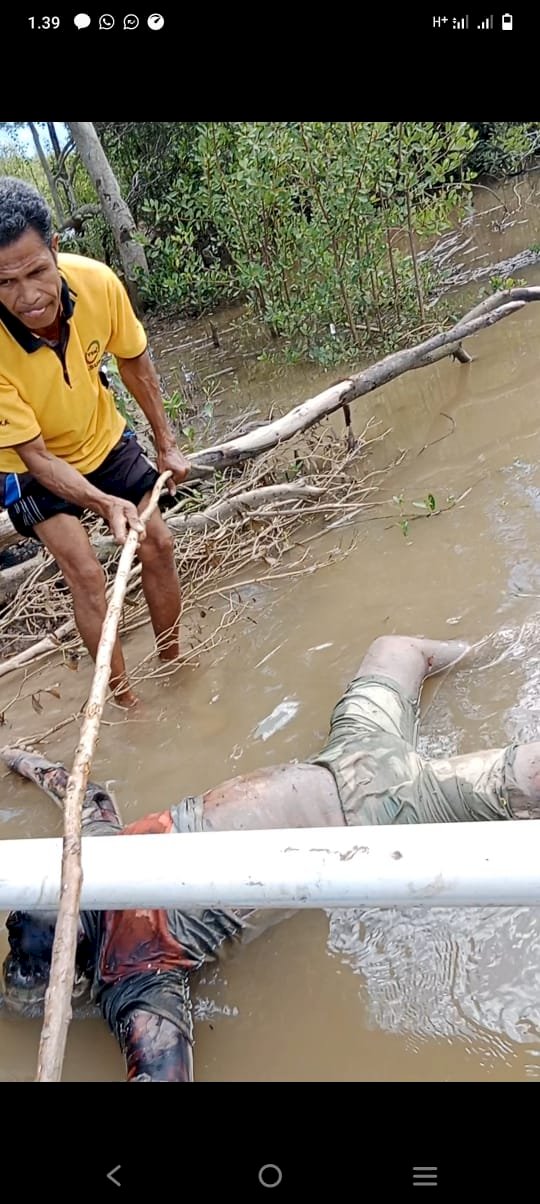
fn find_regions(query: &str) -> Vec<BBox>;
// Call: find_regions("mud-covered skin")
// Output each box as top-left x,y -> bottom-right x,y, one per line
0,749 -> 123,834
119,1010 -> 194,1082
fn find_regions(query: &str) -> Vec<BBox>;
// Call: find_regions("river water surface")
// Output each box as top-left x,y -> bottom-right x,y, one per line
1,176 -> 540,1080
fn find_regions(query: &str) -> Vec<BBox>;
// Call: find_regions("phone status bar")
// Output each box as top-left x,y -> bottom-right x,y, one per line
432,13 -> 514,29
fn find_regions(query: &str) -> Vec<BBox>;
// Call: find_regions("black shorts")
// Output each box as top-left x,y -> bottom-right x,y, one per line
2,430 -> 159,540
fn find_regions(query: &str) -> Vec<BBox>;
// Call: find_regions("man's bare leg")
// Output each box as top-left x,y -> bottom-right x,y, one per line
136,500 -> 181,662
201,762 -> 344,831
1,746 -> 344,835
36,513 -> 137,707
200,638 -> 471,832
354,634 -> 471,700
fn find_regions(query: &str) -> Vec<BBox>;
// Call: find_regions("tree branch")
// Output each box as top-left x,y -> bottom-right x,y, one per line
34,472 -> 170,1083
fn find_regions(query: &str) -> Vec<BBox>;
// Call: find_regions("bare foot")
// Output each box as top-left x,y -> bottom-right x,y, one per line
463,628 -> 521,672
433,632 -> 518,675
112,687 -> 140,710
157,641 -> 180,664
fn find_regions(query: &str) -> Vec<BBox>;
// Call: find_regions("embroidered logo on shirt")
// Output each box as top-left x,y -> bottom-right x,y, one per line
85,340 -> 100,368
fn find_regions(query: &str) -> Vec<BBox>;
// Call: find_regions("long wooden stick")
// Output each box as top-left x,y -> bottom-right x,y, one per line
0,484 -> 325,619
36,472 -> 171,1083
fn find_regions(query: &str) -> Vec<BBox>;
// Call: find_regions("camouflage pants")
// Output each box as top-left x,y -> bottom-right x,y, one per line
162,798 -> 295,967
311,674 -> 518,826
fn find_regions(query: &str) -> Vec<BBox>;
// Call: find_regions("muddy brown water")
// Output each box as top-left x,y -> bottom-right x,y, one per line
2,177 -> 540,1080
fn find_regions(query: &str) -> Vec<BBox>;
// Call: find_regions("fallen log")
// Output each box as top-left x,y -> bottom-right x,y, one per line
0,617 -> 76,679
168,482 -> 323,533
102,481 -> 323,549
0,285 -> 538,561
150,289 -> 540,470
0,555 -> 45,606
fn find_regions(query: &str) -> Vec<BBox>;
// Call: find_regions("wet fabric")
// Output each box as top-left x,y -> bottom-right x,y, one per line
5,429 -> 158,539
88,798 -> 294,1045
169,797 -> 294,952
84,802 -> 242,1046
1,759 -> 288,1054
311,673 -> 515,826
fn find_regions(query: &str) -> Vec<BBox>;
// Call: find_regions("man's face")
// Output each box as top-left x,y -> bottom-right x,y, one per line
0,228 -> 61,332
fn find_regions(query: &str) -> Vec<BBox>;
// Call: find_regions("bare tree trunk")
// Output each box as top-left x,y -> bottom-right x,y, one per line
28,122 -> 67,227
47,122 -> 78,213
405,186 -> 425,323
47,121 -> 62,161
66,121 -> 149,310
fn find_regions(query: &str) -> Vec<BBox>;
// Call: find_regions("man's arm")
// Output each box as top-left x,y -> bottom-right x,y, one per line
116,350 -> 190,494
15,435 -> 145,545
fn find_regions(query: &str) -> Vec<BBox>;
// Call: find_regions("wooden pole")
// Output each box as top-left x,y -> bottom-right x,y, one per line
35,472 -> 171,1083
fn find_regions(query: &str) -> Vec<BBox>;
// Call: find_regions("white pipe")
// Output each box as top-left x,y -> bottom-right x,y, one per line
0,821 -> 540,911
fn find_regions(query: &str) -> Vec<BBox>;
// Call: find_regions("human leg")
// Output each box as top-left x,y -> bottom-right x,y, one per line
354,634 -> 470,700
136,501 -> 181,661
393,736 -> 540,825
34,512 -> 136,706
91,432 -> 182,662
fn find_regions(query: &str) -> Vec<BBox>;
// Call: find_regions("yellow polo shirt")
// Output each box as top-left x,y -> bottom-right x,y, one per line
0,253 -> 147,474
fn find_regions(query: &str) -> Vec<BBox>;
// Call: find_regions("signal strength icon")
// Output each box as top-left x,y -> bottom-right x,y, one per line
477,13 -> 493,28
452,14 -> 468,28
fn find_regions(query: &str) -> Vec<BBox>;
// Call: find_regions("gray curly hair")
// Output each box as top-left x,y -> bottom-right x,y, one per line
0,176 -> 53,248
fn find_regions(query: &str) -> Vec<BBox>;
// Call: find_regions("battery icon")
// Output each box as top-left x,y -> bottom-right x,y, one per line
502,12 -> 513,29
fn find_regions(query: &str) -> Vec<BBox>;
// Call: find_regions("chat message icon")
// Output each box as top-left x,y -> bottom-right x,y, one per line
74,13 -> 91,28
98,13 -> 115,28
123,13 -> 139,28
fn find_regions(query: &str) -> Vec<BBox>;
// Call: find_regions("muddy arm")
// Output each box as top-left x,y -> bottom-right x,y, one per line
98,954 -> 195,1083
0,748 -> 123,834
117,1010 -> 194,1082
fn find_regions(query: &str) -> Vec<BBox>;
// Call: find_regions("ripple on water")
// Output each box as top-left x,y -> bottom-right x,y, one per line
327,906 -> 540,1067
